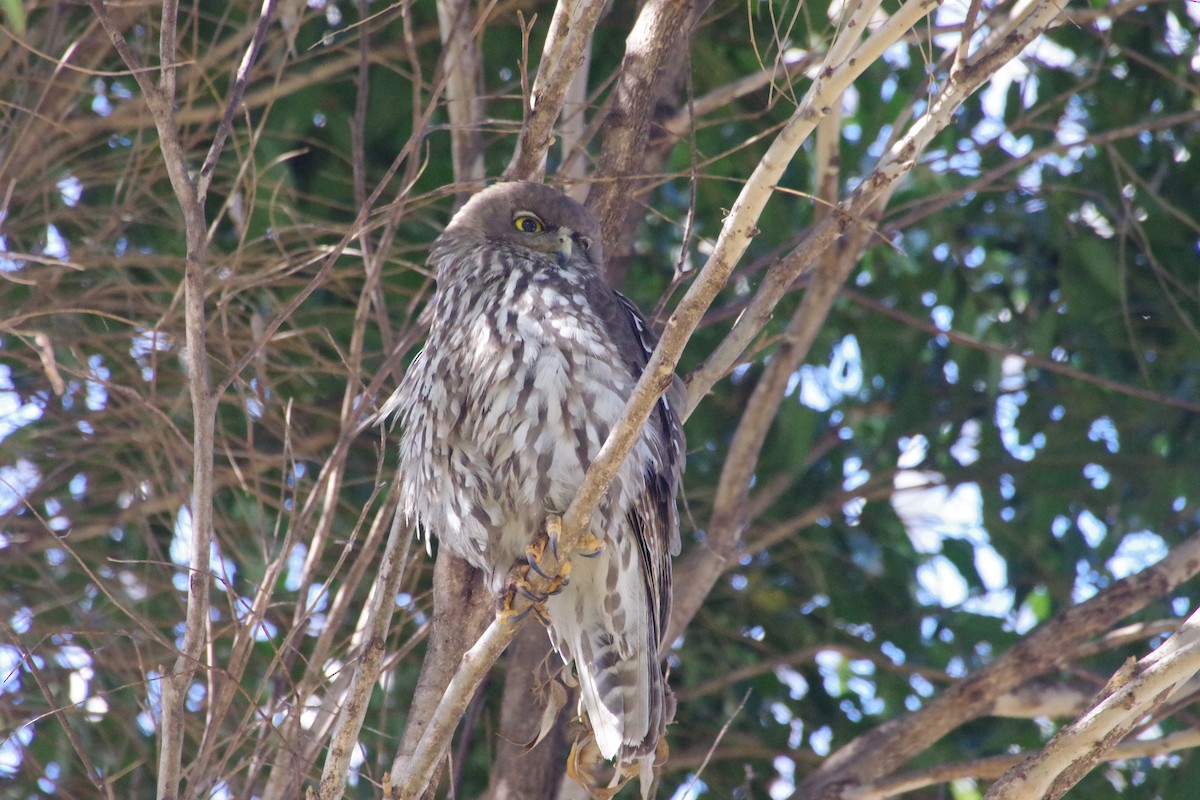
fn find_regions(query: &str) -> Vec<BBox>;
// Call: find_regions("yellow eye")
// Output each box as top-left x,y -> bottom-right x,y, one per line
513,214 -> 544,233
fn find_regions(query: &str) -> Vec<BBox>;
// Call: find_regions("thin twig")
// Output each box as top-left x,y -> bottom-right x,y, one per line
844,287 -> 1200,414
1,618 -> 113,799
197,0 -> 278,197
315,492 -> 416,799
504,0 -> 608,180
682,689 -> 751,797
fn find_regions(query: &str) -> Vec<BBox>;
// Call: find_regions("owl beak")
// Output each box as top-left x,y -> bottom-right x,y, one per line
554,228 -> 574,267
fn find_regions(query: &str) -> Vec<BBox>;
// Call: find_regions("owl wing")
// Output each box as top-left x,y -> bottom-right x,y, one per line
586,278 -> 685,645
612,291 -> 685,645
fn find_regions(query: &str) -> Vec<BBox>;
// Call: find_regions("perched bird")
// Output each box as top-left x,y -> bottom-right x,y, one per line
385,181 -> 685,771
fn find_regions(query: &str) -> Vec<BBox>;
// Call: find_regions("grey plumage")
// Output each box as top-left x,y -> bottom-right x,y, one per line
384,181 -> 685,763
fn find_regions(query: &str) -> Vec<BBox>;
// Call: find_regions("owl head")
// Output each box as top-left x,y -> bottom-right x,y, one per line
435,181 -> 605,273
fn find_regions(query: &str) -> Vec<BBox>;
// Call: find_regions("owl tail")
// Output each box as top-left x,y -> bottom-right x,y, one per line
574,625 -> 665,760
546,575 -> 669,764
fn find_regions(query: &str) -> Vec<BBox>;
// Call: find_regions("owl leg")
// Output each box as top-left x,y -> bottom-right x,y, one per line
499,520 -> 571,626
566,732 -> 641,800
500,514 -> 604,626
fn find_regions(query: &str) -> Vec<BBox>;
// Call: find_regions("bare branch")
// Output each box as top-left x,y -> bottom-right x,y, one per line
505,0 -> 609,181
686,0 -> 1072,410
483,625 -> 567,800
1,617 -> 113,798
844,288 -> 1200,415
670,249 -> 857,641
985,606 -> 1200,800
683,0 -> 945,414
667,35 -> 856,642
389,524 -> 597,800
85,3 -> 225,797
557,0 -> 945,632
196,0 -> 278,198
660,48 -> 814,141
388,555 -> 494,800
849,729 -> 1200,800
437,0 -> 485,189
795,528 -> 1200,799
557,33 -> 594,199
316,505 -> 416,799
585,0 -> 700,252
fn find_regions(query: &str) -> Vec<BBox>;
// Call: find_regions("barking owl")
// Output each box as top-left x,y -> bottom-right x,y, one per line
387,181 -> 685,770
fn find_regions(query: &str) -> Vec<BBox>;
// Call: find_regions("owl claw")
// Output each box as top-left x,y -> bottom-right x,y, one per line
506,602 -> 539,625
517,582 -> 546,603
526,551 -> 552,580
502,554 -> 569,627
501,577 -> 544,624
578,531 -> 606,557
528,514 -> 574,577
501,514 -> 578,627
502,578 -> 555,626
545,513 -> 563,559
528,602 -> 551,626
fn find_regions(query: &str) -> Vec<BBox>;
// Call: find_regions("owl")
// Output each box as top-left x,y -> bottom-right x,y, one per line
386,181 -> 685,775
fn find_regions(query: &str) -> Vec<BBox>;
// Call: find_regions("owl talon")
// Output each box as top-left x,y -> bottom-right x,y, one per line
505,603 -> 537,624
518,582 -> 546,603
579,531 -> 606,557
502,559 -> 569,625
502,574 -> 547,623
526,552 -> 552,580
528,602 -> 551,626
545,513 -> 564,559
526,524 -> 556,578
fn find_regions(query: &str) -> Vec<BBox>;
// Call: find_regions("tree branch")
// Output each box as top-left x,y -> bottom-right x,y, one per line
844,287 -> 1200,415
685,0 -> 1070,412
585,0 -> 703,267
196,0 -> 277,198
985,605 -> 1200,800
504,0 -> 609,181
436,0 -> 485,191
316,504 -> 417,799
388,554 -> 494,800
848,728 -> 1200,800
86,3 -> 223,797
794,528 -> 1200,799
666,29 -> 859,642
559,0 -> 942,567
